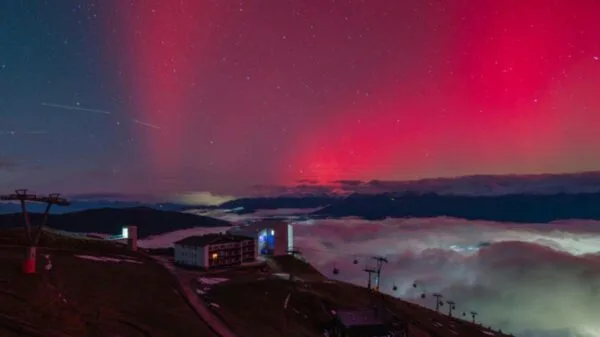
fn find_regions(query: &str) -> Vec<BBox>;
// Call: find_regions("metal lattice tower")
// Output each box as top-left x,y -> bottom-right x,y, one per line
363,265 -> 376,290
0,189 -> 70,274
470,311 -> 478,324
370,256 -> 388,292
446,300 -> 456,317
433,293 -> 444,312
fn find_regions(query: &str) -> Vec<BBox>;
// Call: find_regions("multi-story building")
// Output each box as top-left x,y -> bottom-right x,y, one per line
173,233 -> 256,269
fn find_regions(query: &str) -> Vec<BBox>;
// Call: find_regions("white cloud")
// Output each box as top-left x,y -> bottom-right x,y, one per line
138,226 -> 230,249
291,217 -> 600,337
172,191 -> 236,206
183,207 -> 324,223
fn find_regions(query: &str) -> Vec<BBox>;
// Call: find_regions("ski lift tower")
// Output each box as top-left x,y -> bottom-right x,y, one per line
0,189 -> 70,274
371,256 -> 388,292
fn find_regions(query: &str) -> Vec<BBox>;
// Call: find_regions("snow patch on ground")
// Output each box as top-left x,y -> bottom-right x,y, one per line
197,277 -> 229,285
272,272 -> 292,280
74,255 -> 143,264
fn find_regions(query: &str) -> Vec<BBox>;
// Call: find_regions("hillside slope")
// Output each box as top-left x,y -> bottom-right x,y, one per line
198,255 -> 513,337
0,226 -> 516,337
0,207 -> 231,238
0,228 -> 216,337
0,200 -> 199,215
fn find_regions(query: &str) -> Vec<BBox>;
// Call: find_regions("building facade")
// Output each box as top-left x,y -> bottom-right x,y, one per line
227,219 -> 294,256
174,233 -> 257,269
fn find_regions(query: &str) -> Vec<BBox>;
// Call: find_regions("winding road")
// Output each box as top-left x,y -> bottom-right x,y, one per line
150,256 -> 238,337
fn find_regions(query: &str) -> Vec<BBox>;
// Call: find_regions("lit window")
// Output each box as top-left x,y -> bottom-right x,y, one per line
211,253 -> 218,259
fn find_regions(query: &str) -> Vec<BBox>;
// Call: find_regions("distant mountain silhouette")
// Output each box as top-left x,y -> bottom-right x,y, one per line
4,171 -> 600,225
314,192 -> 600,222
256,171 -> 600,197
0,199 -> 210,215
0,207 -> 230,238
217,196 -> 341,213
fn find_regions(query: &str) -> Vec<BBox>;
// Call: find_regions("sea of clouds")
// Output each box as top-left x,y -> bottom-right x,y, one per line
138,214 -> 600,337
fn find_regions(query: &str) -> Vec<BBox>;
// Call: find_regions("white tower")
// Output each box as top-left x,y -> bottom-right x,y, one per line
270,221 -> 293,256
127,225 -> 138,252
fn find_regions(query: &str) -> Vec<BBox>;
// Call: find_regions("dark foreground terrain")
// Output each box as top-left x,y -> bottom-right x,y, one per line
197,255 -> 513,337
0,227 -> 216,337
0,207 -> 231,238
0,226 -> 515,337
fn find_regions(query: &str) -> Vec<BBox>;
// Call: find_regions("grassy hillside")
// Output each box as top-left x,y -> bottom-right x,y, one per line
201,256 -> 511,337
0,207 -> 231,238
0,227 -> 216,337
0,226 -> 515,337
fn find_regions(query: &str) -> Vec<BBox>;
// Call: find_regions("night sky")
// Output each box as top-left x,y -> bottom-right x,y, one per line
1,0 -> 599,197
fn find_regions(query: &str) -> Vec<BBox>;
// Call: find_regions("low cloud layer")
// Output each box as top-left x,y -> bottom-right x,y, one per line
140,215 -> 600,337
139,226 -> 231,248
292,217 -> 600,337
183,207 -> 323,222
173,191 -> 236,206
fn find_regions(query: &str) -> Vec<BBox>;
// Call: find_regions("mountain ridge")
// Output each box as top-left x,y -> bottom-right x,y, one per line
275,170 -> 600,197
0,207 -> 230,238
314,192 -> 600,222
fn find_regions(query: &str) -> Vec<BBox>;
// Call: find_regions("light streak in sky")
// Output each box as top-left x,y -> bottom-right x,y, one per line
41,102 -> 162,130
132,119 -> 161,130
41,102 -> 112,115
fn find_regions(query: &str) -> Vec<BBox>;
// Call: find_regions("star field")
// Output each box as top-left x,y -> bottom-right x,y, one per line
1,0 -> 599,196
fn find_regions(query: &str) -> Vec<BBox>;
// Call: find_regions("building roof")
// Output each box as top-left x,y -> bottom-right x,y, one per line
336,308 -> 387,328
174,233 -> 252,247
